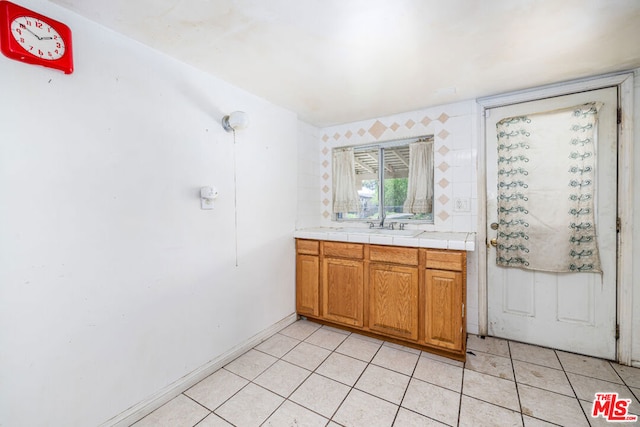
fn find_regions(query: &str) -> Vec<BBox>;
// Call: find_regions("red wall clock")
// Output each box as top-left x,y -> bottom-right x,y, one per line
0,0 -> 73,74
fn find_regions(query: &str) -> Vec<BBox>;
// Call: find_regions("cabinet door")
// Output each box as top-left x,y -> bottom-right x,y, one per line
424,269 -> 464,351
322,258 -> 364,327
369,263 -> 419,340
296,254 -> 320,317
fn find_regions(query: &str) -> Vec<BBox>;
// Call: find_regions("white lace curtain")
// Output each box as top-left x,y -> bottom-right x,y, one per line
403,140 -> 434,214
332,147 -> 360,213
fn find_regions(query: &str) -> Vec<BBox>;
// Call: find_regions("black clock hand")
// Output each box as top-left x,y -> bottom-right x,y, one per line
22,26 -> 42,40
41,36 -> 53,40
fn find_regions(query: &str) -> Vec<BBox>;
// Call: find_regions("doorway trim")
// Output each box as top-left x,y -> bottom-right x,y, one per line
476,71 -> 635,365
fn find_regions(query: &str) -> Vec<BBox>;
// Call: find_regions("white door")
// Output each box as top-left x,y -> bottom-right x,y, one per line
486,87 -> 618,360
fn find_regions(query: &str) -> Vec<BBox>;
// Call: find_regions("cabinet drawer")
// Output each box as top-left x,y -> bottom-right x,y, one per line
426,250 -> 465,271
297,239 -> 319,255
323,242 -> 364,259
369,245 -> 419,266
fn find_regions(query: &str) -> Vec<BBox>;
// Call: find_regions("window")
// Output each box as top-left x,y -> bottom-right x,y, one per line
333,136 -> 434,223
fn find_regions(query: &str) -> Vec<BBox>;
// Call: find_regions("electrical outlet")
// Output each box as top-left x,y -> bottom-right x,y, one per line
454,197 -> 470,212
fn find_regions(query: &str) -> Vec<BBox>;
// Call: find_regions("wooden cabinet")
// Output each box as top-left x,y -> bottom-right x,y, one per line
322,242 -> 365,327
368,245 -> 420,340
369,262 -> 419,340
423,250 -> 467,354
296,240 -> 320,317
295,239 -> 467,361
323,257 -> 364,327
424,269 -> 464,351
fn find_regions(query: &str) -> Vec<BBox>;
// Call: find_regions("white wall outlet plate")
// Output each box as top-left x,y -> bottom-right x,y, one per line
453,197 -> 470,212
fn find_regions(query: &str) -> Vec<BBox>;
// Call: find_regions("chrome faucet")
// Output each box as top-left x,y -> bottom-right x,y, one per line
379,213 -> 386,228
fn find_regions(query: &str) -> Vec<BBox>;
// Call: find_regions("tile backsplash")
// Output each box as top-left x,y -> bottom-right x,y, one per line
318,100 -> 478,233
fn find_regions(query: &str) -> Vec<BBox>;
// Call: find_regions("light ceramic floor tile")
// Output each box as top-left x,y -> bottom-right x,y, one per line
420,350 -> 464,368
556,351 -> 623,384
612,363 -> 640,388
372,345 -> 420,376
462,369 -> 520,411
413,356 -> 463,392
316,352 -> 367,386
509,341 -> 562,370
384,341 -> 421,355
196,413 -> 234,427
214,383 -> 283,427
333,388 -> 399,427
262,400 -> 328,427
223,349 -> 277,381
467,335 -> 510,358
132,394 -> 209,427
393,408 -> 449,426
518,383 -> 589,427
305,327 -> 350,350
279,319 -> 321,340
320,324 -> 352,334
253,360 -> 311,398
401,379 -> 461,426
566,372 -> 639,404
465,350 -> 514,381
513,360 -> 574,396
254,333 -> 300,358
289,373 -> 351,418
355,364 -> 411,405
335,334 -> 382,362
522,415 -> 559,427
128,320 -> 640,427
184,369 -> 248,411
281,341 -> 331,371
458,395 -> 523,427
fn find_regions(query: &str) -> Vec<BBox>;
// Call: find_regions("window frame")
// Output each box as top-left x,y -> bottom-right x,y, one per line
334,135 -> 434,224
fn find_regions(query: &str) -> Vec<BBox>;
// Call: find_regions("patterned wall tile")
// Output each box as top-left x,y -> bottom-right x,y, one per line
438,113 -> 449,123
317,101 -> 476,231
437,145 -> 450,156
438,194 -> 450,205
438,129 -> 450,139
368,120 -> 388,139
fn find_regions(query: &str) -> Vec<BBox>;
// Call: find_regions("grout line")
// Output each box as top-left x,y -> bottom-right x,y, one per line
507,340 -> 525,427
554,349 -> 592,425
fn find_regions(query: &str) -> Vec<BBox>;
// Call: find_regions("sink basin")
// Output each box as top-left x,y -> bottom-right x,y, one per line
336,227 -> 423,238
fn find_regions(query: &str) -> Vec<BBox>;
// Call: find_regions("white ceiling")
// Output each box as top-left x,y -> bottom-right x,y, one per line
48,0 -> 640,127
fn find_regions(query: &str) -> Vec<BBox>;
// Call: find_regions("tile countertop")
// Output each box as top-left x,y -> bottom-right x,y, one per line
294,227 -> 476,251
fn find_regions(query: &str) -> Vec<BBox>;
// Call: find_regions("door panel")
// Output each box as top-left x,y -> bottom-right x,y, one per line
486,87 -> 617,359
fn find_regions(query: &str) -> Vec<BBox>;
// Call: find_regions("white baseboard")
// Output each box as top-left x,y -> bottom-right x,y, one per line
101,313 -> 298,427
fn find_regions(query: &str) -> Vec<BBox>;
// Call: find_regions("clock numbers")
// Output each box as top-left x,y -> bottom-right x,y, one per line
10,16 -> 65,60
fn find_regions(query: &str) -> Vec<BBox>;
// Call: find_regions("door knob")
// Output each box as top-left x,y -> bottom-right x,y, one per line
490,222 -> 499,230
490,238 -> 498,247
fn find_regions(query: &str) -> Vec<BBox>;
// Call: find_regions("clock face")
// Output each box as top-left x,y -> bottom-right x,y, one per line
10,15 -> 66,60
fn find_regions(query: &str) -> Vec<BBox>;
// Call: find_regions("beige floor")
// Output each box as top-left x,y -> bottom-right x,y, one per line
131,319 -> 640,427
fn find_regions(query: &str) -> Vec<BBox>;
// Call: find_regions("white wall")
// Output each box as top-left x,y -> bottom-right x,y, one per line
0,1 -> 298,426
297,121 -> 322,229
